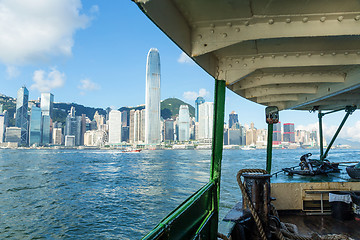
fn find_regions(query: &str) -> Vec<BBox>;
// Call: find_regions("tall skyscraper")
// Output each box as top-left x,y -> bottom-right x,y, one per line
195,97 -> 205,122
164,119 -> 174,142
29,106 -> 42,146
15,86 -> 29,146
283,123 -> 295,143
273,122 -> 282,145
178,105 -> 190,141
0,110 -> 8,143
229,111 -> 239,129
108,110 -> 122,144
41,93 -> 54,145
198,102 -> 214,140
65,107 -> 82,146
145,48 -> 161,145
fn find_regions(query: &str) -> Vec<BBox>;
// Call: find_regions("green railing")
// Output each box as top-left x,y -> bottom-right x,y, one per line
142,80 -> 226,240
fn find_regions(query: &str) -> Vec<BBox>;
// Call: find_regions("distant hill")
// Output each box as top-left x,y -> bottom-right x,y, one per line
161,98 -> 195,120
0,93 -> 194,126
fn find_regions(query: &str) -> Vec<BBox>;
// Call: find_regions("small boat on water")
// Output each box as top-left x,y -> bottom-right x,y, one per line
122,148 -> 142,153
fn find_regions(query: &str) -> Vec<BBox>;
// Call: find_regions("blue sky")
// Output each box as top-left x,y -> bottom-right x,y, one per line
1,0 -> 359,141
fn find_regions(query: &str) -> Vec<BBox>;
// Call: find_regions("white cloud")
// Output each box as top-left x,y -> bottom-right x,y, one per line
6,65 -> 20,79
90,5 -> 99,14
0,0 -> 93,65
183,88 -> 210,101
297,121 -> 360,142
178,52 -> 194,64
30,68 -> 65,92
78,78 -> 100,95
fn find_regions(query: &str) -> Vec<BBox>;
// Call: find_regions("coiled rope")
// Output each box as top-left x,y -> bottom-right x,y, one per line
236,169 -> 354,240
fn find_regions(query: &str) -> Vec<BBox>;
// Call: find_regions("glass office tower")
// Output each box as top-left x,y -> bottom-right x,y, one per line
178,105 -> 190,141
195,97 -> 205,122
145,48 -> 161,145
41,93 -> 54,145
15,86 -> 29,146
29,106 -> 42,146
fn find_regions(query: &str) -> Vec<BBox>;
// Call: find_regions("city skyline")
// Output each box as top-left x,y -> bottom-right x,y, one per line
0,1 -> 360,142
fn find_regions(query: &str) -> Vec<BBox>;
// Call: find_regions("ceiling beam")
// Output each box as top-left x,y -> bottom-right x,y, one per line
192,13 -> 360,56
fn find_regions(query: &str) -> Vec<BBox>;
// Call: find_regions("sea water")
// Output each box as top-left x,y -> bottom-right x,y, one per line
1,149 -> 359,239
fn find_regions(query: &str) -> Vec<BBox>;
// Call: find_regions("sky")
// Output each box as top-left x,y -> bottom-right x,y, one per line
0,0 -> 360,142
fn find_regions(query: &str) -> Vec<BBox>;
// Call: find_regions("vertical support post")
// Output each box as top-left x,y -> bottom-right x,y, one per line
210,79 -> 226,239
322,108 -> 352,160
266,123 -> 273,173
318,111 -> 324,159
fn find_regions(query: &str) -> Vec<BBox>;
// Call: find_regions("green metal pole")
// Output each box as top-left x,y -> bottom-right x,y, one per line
266,123 -> 273,173
210,79 -> 226,239
318,111 -> 324,159
322,110 -> 351,160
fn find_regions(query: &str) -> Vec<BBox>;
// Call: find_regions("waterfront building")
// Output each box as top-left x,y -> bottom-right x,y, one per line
93,111 -> 105,130
15,86 -> 29,146
65,107 -> 82,146
129,109 -> 135,143
283,123 -> 295,143
198,102 -> 214,141
5,127 -> 21,143
228,128 -> 241,145
178,105 -> 190,142
246,122 -> 257,146
229,111 -> 239,129
240,126 -> 246,145
53,128 -> 62,145
108,110 -> 122,144
84,130 -> 107,146
145,48 -> 161,145
164,119 -> 174,142
273,122 -> 282,145
65,135 -> 75,147
40,93 -> 54,145
195,97 -> 205,122
29,106 -> 42,146
0,110 -> 8,143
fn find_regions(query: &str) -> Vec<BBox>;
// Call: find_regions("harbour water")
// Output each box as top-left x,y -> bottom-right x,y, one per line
1,149 -> 359,239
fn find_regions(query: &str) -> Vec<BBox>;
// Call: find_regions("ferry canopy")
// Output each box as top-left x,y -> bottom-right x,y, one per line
134,0 -> 360,111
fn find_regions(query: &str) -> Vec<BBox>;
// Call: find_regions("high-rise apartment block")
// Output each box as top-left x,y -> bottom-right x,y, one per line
15,86 -> 29,146
108,110 -> 122,144
145,48 -> 161,145
52,128 -> 62,145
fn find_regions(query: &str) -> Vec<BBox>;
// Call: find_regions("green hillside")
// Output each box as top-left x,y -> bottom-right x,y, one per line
0,93 -> 194,126
161,98 -> 195,120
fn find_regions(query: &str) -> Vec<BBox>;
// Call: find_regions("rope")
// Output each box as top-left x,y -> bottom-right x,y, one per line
236,169 -> 354,240
236,169 -> 268,240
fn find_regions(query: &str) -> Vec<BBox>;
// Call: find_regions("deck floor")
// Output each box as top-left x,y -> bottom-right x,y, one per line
279,214 -> 360,239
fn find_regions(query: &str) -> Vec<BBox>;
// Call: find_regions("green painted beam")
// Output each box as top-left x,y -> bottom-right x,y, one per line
210,79 -> 226,239
266,123 -> 273,173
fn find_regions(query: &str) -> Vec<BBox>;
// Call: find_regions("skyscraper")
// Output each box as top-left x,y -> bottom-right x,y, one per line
41,93 -> 54,145
15,86 -> 29,146
145,48 -> 161,145
29,106 -> 42,146
198,102 -> 214,141
195,97 -> 205,122
178,105 -> 190,141
65,107 -> 82,146
0,110 -> 8,143
229,111 -> 239,129
108,110 -> 122,144
283,123 -> 295,143
164,119 -> 174,142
